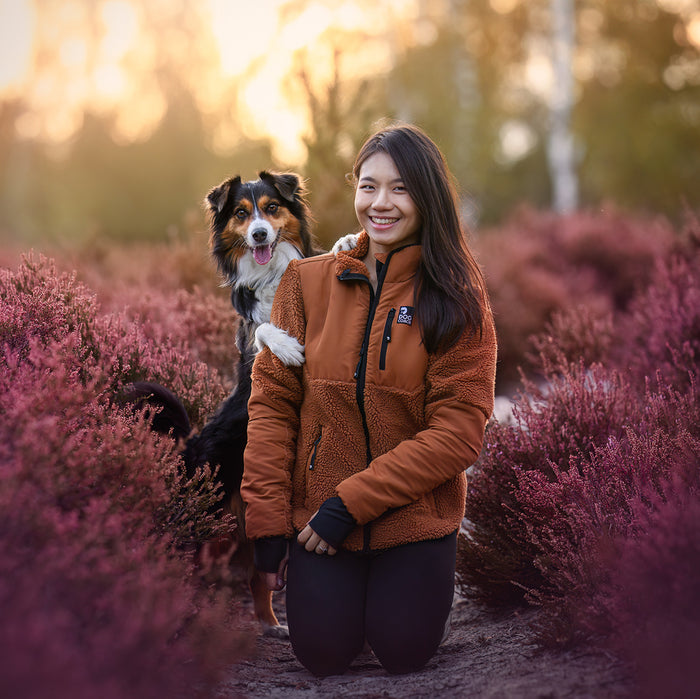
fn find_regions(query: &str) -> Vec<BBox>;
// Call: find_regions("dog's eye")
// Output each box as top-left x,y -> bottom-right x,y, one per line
266,202 -> 279,214
234,208 -> 248,220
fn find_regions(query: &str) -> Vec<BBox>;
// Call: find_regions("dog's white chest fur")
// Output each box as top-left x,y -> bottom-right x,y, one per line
235,241 -> 303,326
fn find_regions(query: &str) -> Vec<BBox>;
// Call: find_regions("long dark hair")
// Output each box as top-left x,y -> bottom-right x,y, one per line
352,123 -> 486,353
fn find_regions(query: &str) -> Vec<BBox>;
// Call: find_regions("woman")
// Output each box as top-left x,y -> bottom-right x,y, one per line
241,123 -> 497,676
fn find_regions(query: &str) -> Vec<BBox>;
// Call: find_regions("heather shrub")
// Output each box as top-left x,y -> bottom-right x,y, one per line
115,285 -> 238,387
458,361 -> 639,607
458,213 -> 700,681
603,465 -> 700,699
72,229 -> 220,298
0,256 -> 248,697
68,236 -> 240,386
0,255 -> 228,427
474,206 -> 676,389
523,380 -> 700,643
615,253 -> 700,394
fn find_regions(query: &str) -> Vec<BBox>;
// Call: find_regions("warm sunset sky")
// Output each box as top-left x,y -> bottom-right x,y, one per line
2,0 -> 699,163
0,0 -> 431,162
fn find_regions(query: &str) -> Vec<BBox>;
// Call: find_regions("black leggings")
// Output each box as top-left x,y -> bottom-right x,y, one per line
285,531 -> 457,677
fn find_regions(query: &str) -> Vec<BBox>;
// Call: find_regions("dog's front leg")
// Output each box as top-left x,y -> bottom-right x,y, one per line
254,323 -> 305,366
330,232 -> 360,253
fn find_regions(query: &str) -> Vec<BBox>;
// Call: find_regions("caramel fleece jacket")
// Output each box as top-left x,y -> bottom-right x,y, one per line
241,232 -> 497,552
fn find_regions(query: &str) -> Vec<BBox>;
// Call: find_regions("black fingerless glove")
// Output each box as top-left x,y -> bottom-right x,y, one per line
253,536 -> 289,573
308,496 -> 356,549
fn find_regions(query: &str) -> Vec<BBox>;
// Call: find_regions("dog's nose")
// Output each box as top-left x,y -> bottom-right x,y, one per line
252,228 -> 268,243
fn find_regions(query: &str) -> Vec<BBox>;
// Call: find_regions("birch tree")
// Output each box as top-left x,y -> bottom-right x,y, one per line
548,0 -> 578,213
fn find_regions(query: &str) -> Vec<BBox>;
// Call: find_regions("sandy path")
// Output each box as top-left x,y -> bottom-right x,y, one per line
217,594 -> 632,698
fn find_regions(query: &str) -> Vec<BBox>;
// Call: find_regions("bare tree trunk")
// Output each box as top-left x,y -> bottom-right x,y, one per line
548,0 -> 578,213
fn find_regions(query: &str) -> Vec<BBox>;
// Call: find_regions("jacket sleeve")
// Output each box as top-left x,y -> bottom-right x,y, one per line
240,260 -> 306,539
336,303 -> 497,525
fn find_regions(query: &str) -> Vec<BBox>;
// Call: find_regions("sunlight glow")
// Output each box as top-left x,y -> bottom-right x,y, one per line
489,0 -> 520,14
0,0 -> 420,162
497,120 -> 537,164
209,0 -> 280,77
59,38 -> 88,69
524,51 -> 554,101
100,2 -> 138,60
0,0 -> 33,95
278,4 -> 333,53
656,0 -> 699,15
688,13 -> 700,47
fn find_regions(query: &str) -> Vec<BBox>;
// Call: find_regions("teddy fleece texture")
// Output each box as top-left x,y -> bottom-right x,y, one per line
241,232 -> 497,552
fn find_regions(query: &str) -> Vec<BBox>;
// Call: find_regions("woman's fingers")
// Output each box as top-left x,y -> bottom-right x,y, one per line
297,524 -> 335,556
297,524 -> 311,544
264,547 -> 290,591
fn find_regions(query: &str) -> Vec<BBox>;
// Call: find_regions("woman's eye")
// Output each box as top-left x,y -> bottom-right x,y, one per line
266,202 -> 279,214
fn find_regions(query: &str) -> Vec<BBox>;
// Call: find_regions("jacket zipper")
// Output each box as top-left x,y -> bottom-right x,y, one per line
338,252 -> 398,551
309,428 -> 322,470
379,308 -> 396,370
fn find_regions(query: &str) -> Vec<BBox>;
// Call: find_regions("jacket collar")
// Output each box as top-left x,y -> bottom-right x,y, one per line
335,231 -> 422,282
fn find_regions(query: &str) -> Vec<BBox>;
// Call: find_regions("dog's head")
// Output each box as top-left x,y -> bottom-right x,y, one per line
205,171 -> 314,284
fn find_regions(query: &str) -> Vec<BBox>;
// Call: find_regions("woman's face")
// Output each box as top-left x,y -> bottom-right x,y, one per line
354,151 -> 421,255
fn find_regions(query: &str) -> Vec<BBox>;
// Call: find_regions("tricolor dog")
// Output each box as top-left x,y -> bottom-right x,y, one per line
128,172 -> 355,635
177,172 -> 353,634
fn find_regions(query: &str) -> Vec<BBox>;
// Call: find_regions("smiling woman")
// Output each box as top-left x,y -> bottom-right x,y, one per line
354,151 -> 421,256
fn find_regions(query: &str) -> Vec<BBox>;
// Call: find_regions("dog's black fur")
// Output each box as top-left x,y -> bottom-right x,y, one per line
123,172 -> 322,632
183,171 -> 321,502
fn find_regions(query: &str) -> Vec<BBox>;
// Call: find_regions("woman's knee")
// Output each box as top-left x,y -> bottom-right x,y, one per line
286,543 -> 367,677
369,635 -> 438,675
290,634 -> 362,677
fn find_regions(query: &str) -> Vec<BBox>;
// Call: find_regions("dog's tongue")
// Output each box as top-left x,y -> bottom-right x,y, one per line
253,245 -> 272,265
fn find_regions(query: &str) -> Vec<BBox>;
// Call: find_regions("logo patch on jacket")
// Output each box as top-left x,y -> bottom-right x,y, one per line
397,306 -> 414,325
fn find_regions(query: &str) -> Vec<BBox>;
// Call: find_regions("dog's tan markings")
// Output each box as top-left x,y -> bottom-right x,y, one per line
255,194 -> 304,249
256,195 -> 286,222
257,195 -> 274,210
277,210 -> 303,249
219,198 -> 253,254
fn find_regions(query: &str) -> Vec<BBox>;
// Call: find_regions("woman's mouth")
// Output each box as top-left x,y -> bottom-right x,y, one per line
370,216 -> 399,227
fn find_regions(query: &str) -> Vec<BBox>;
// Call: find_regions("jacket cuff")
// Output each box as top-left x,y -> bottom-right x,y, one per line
308,496 -> 356,549
253,536 -> 289,573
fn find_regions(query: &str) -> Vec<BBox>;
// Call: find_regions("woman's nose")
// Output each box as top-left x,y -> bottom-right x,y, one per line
372,187 -> 392,209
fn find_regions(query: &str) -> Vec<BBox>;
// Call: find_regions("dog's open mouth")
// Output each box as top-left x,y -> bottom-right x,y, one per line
252,231 -> 281,265
253,244 -> 274,265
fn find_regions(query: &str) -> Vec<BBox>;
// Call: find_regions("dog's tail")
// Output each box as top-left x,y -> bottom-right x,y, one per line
118,381 -> 191,442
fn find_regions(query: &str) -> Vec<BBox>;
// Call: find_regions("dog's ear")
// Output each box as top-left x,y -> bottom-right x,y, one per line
259,171 -> 302,204
206,176 -> 241,213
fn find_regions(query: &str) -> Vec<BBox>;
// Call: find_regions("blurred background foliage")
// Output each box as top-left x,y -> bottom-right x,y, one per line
0,0 -> 698,250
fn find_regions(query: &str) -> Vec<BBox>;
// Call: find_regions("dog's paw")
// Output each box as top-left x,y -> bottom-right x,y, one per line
255,323 -> 305,366
330,233 -> 360,254
262,622 -> 290,639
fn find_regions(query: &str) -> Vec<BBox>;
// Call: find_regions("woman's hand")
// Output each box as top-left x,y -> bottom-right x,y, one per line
297,515 -> 337,556
264,549 -> 289,591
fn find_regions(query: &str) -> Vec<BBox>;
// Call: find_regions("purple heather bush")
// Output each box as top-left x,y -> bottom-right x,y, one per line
458,212 -> 700,692
0,255 -> 247,697
603,466 -> 700,699
474,206 -> 676,389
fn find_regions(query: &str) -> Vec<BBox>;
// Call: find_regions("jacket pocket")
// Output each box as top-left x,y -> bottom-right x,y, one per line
308,427 -> 323,470
379,308 -> 396,371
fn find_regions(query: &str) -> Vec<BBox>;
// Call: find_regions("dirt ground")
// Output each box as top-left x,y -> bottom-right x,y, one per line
217,591 -> 634,699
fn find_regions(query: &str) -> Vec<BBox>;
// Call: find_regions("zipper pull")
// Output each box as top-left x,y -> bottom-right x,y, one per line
353,345 -> 365,379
